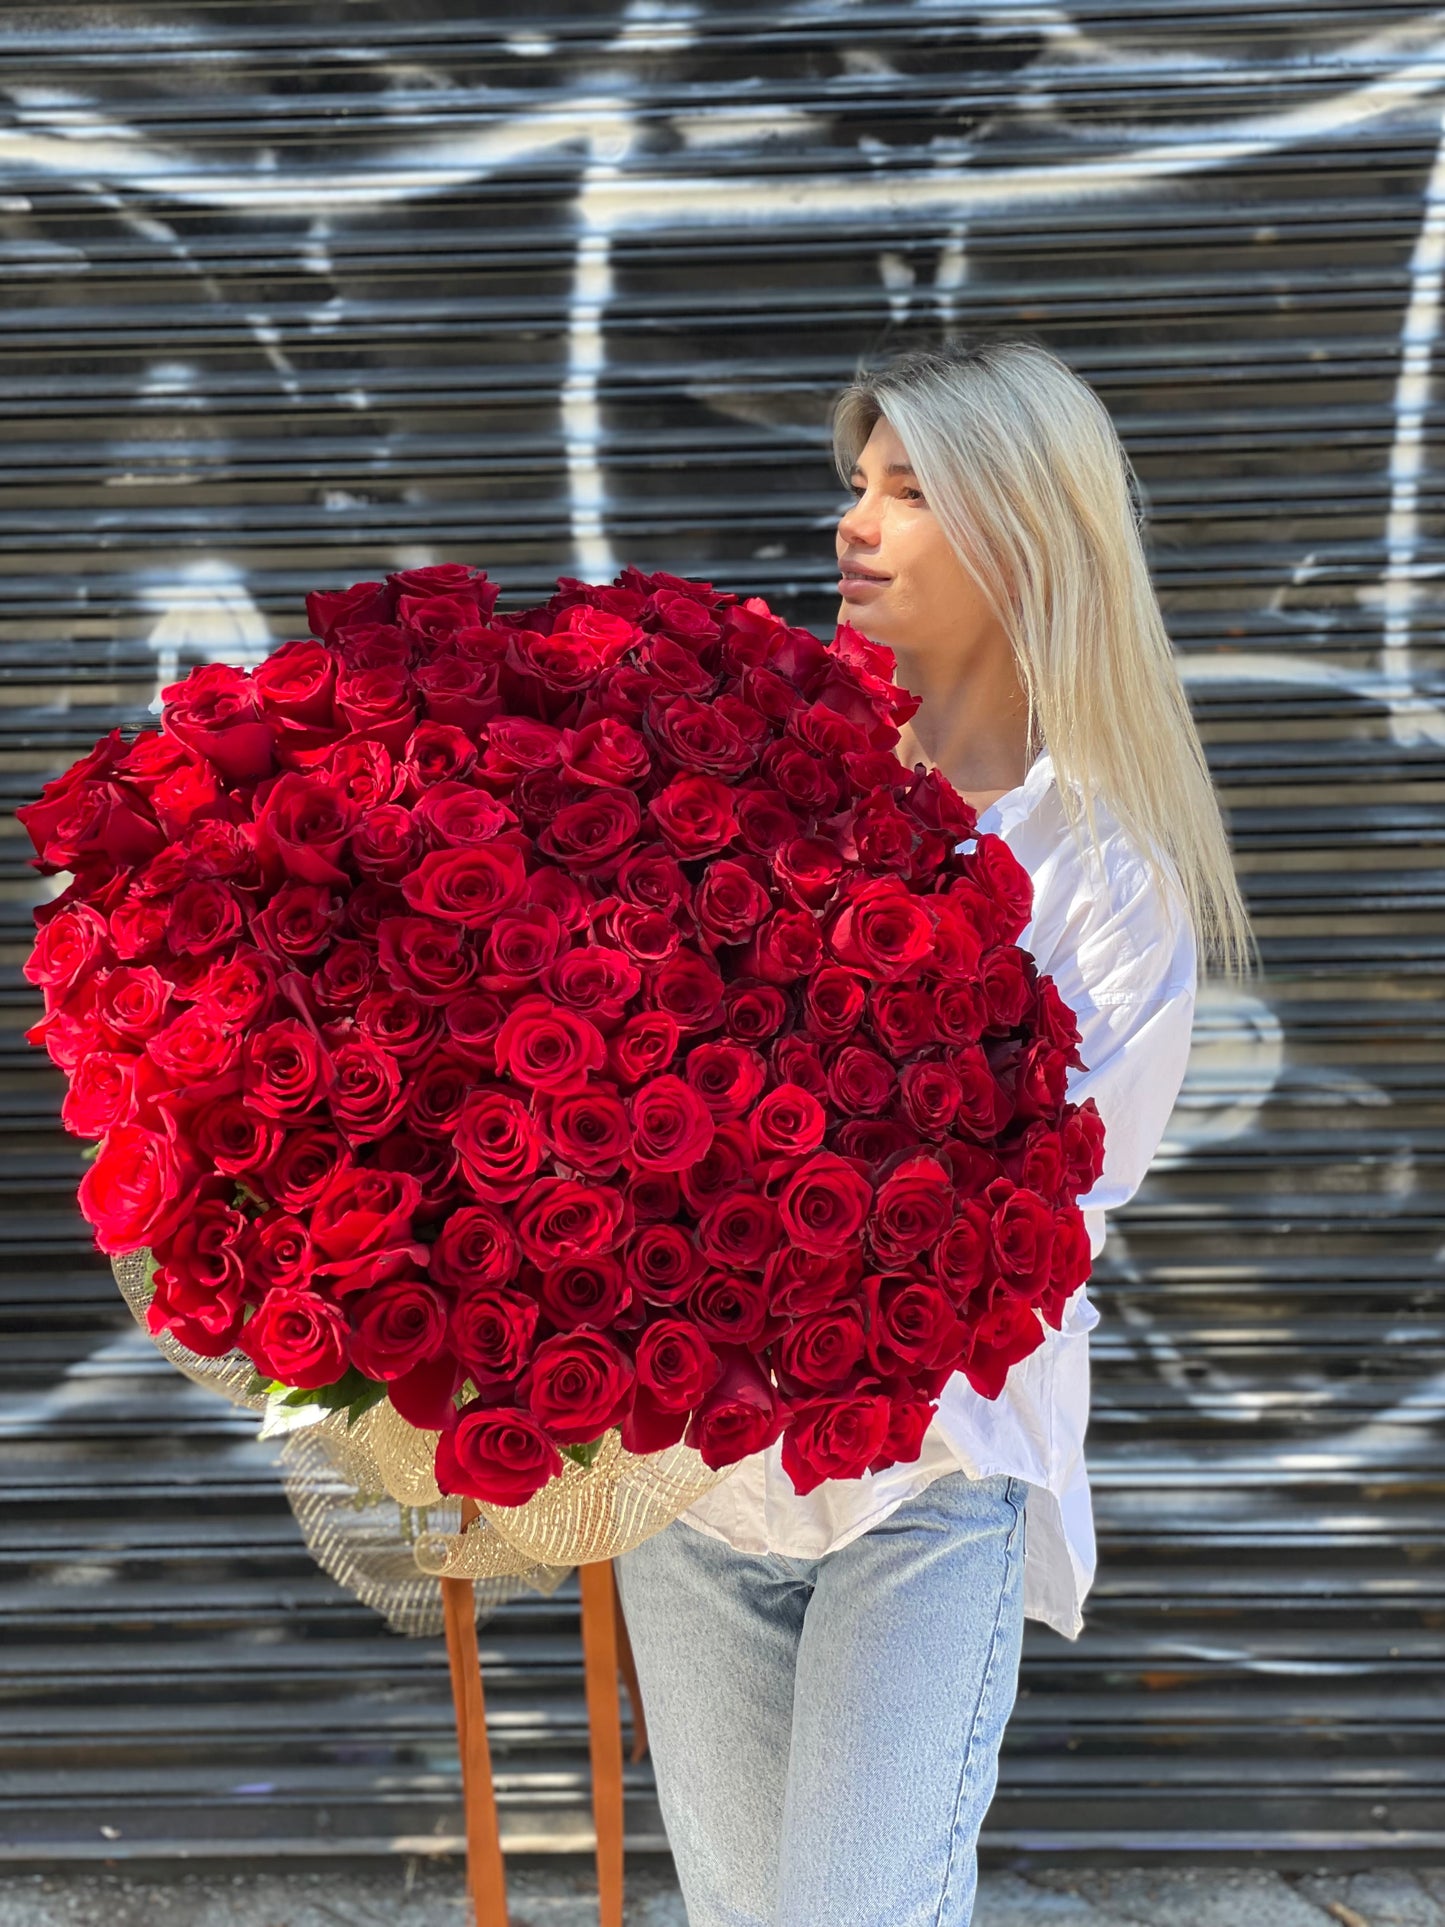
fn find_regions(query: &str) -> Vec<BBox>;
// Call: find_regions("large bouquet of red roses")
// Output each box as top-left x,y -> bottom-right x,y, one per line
20,563 -> 1104,1512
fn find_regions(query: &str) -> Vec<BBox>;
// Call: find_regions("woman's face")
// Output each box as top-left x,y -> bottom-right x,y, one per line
834,415 -> 1002,661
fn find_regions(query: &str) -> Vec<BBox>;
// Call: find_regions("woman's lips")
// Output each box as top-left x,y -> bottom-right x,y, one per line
838,569 -> 890,599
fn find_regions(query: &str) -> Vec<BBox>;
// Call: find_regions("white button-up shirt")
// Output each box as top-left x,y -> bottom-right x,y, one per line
676,745 -> 1200,1639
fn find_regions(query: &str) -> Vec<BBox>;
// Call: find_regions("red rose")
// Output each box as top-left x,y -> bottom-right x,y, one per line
536,787 -> 642,869
685,1348 -> 788,1469
868,1155 -> 954,1266
78,1119 -> 192,1254
547,944 -> 640,1021
871,981 -> 936,1056
436,1402 -> 562,1507
241,1210 -> 314,1293
253,637 -> 337,723
746,908 -> 822,985
749,1083 -> 826,1160
164,878 -> 246,959
454,1087 -> 546,1202
241,1286 -> 350,1390
777,1153 -> 873,1256
347,1279 -> 449,1381
622,1223 -> 704,1305
961,1295 -> 1045,1400
493,995 -> 607,1093
688,1271 -> 771,1347
648,774 -> 738,858
482,906 -> 564,984
525,1329 -> 635,1444
828,878 -> 935,979
721,982 -> 787,1045
308,1165 -> 426,1287
781,1394 -> 894,1495
695,1192 -> 779,1271
536,1086 -> 632,1177
25,904 -> 111,1003
376,914 -> 479,1004
990,1184 -> 1057,1286
775,1307 -> 866,1392
328,1038 -> 407,1143
866,1274 -> 963,1373
266,1128 -> 348,1212
559,717 -> 650,788
683,1041 -> 767,1121
513,1176 -> 627,1266
802,965 -> 867,1042
695,861 -> 771,944
539,1256 -> 631,1331
402,844 -> 527,928
825,1043 -> 895,1117
648,948 -> 725,1033
162,663 -> 275,782
61,1050 -> 136,1139
430,1203 -> 521,1291
627,1075 -> 715,1172
243,1019 -> 333,1122
255,772 -> 356,887
606,1011 -> 680,1086
450,1286 -> 539,1387
633,1318 -> 720,1411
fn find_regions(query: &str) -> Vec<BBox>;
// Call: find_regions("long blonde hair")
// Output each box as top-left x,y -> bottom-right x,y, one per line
832,338 -> 1259,986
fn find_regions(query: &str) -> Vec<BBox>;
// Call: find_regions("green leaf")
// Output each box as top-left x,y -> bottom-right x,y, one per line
79,1140 -> 103,1164
560,1435 -> 607,1469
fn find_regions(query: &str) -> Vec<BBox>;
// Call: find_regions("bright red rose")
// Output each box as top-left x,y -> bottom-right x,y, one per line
436,1402 -> 562,1506
79,1120 -> 193,1254
525,1329 -> 635,1444
430,1202 -> 521,1291
627,1075 -> 715,1172
686,1349 -> 788,1470
781,1394 -> 893,1495
454,1087 -> 546,1202
513,1176 -> 626,1266
450,1286 -> 539,1386
648,774 -> 737,858
775,1307 -> 866,1392
241,1286 -> 349,1389
493,995 -> 606,1093
868,1155 -> 955,1266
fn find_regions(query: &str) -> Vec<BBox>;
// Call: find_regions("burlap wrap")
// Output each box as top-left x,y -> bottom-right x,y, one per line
111,1250 -> 732,1636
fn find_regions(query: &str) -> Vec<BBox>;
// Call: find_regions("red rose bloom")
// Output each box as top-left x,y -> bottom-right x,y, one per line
436,1402 -> 563,1506
525,1329 -> 635,1445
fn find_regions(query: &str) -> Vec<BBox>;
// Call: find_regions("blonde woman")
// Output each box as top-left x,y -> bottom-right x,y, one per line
616,339 -> 1259,1926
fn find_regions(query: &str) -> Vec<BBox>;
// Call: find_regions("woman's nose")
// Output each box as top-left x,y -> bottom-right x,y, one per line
838,495 -> 880,546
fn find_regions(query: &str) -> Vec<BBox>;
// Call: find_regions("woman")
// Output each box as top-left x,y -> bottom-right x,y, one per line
615,338 -> 1258,1927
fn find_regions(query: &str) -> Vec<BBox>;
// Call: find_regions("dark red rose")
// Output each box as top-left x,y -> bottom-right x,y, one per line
781,1394 -> 893,1495
869,1394 -> 939,1473
773,837 -> 843,912
648,774 -> 737,858
866,1274 -> 963,1373
240,1209 -> 314,1293
560,717 -> 650,788
547,944 -> 640,1021
454,1087 -> 546,1202
685,1348 -> 788,1470
777,1153 -> 873,1256
695,1192 -> 779,1272
775,1307 -> 866,1392
765,1245 -> 859,1318
537,786 -> 642,870
628,1075 -> 715,1172
241,1286 -> 349,1390
749,1082 -> 826,1160
721,981 -> 787,1044
482,905 -> 565,985
163,663 -> 274,782
826,1043 -> 895,1117
695,860 -> 771,945
688,1270 -> 772,1346
633,1317 -> 720,1411
802,965 -> 867,1043
868,1155 -> 954,1266
899,1059 -> 963,1136
683,1041 -> 767,1121
961,1295 -> 1045,1400
622,1223 -> 705,1305
990,1184 -> 1057,1287
648,948 -> 725,1032
606,1010 -> 680,1086
266,1128 -> 349,1212
347,1278 -> 449,1381
430,1202 -> 521,1291
746,908 -> 822,985
243,1019 -> 333,1122
436,1401 -> 562,1506
375,917 -> 477,1009
329,1037 -> 407,1144
533,1085 -> 630,1177
539,1255 -> 631,1331
525,1328 -> 635,1444
450,1286 -> 540,1386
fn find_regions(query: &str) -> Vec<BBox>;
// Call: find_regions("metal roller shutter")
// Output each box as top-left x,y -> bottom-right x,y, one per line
1,0 -> 1442,1863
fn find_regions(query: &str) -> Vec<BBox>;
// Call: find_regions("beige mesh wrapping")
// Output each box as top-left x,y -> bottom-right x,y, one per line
111,1250 -> 730,1635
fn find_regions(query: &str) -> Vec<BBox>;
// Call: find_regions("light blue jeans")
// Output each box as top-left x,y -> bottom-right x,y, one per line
615,1469 -> 1028,1927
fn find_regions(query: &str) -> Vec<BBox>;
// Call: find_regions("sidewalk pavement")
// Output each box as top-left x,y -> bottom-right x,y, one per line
1,1863 -> 1443,1926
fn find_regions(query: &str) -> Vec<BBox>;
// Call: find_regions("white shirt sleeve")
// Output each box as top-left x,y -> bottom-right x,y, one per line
1035,840 -> 1199,1255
